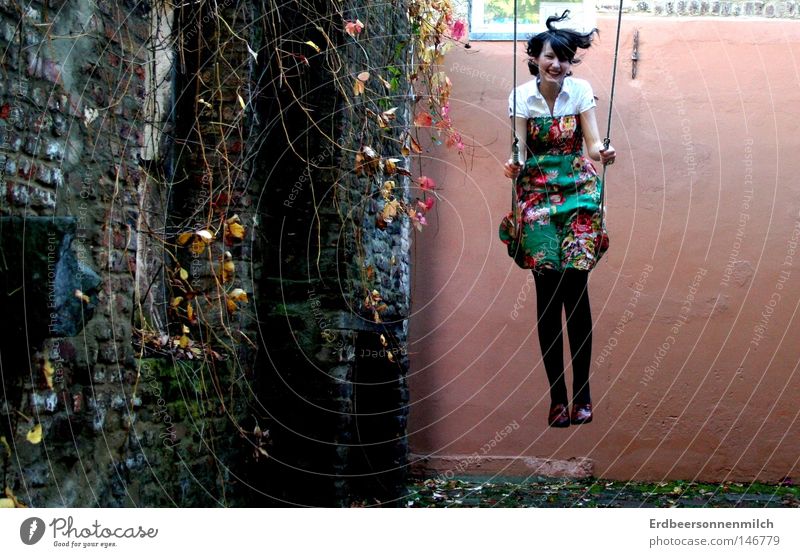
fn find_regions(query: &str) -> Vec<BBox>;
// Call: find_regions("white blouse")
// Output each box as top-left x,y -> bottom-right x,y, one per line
508,76 -> 597,119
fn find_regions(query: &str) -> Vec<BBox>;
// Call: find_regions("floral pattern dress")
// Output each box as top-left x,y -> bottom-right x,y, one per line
499,114 -> 609,272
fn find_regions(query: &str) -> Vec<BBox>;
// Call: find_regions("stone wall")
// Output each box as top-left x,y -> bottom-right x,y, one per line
1,0 -> 413,507
252,0 -> 413,506
0,0 -> 255,507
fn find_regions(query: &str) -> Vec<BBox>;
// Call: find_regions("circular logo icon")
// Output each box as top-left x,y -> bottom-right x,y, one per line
20,517 -> 46,545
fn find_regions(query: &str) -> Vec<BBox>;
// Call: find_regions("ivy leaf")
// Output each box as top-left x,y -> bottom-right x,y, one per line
177,231 -> 193,245
0,435 -> 11,457
179,268 -> 189,281
414,112 -> 433,127
1,487 -> 26,508
226,222 -> 245,240
229,288 -> 249,303
26,423 -> 42,445
222,260 -> 235,283
43,359 -> 54,390
190,238 -> 206,256
344,19 -> 364,37
305,40 -> 321,53
196,229 -> 215,243
418,176 -> 436,191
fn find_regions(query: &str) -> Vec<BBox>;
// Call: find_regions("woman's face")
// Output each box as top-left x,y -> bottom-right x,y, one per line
533,41 -> 571,87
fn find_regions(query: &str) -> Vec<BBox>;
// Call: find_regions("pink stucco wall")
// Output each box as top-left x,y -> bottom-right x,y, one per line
408,15 -> 800,482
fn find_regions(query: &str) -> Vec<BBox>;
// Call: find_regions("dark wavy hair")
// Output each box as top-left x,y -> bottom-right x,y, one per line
526,10 -> 598,76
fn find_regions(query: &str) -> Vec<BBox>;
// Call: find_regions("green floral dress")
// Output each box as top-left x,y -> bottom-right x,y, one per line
499,114 -> 609,272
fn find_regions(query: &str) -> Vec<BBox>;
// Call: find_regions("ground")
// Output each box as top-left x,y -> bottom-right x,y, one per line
402,476 -> 800,508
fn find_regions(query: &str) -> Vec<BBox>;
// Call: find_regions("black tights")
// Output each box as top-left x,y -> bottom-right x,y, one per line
533,269 -> 593,406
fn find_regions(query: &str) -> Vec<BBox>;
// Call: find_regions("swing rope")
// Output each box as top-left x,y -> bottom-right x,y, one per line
598,0 -> 625,221
510,2 -> 625,254
510,0 -> 520,239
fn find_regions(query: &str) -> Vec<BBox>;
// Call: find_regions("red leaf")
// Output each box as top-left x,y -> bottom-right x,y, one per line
414,112 -> 433,127
418,176 -> 435,191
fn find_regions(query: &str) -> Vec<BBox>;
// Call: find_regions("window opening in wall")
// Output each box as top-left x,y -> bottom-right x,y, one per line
468,0 -> 597,40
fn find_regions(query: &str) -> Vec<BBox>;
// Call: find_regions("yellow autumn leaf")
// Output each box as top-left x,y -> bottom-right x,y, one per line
179,268 -> 189,281
226,297 -> 238,313
177,231 -> 193,245
387,351 -> 394,362
196,229 -> 215,243
305,40 -> 320,52
189,238 -> 206,255
0,435 -> 11,457
237,94 -> 246,110
170,296 -> 184,308
74,289 -> 90,303
353,79 -> 365,96
229,288 -> 248,303
26,423 -> 42,444
178,335 -> 189,349
1,487 -> 25,508
380,334 -> 387,347
187,302 -> 194,322
43,358 -> 54,389
0,498 -> 14,508
222,260 -> 235,283
227,222 -> 245,240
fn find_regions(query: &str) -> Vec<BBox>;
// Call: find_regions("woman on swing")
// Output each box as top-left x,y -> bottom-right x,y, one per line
500,10 -> 616,428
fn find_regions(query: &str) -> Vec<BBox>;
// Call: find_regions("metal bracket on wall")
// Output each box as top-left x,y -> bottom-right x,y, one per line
631,29 -> 640,79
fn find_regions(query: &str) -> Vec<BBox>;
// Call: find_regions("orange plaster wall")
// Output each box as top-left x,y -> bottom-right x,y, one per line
407,15 -> 800,482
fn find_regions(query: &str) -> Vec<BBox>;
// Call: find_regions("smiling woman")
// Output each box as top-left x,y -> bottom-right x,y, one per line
500,9 -> 615,428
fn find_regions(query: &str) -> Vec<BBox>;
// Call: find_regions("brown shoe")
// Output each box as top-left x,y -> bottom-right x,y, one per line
548,403 -> 570,428
570,403 -> 593,425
